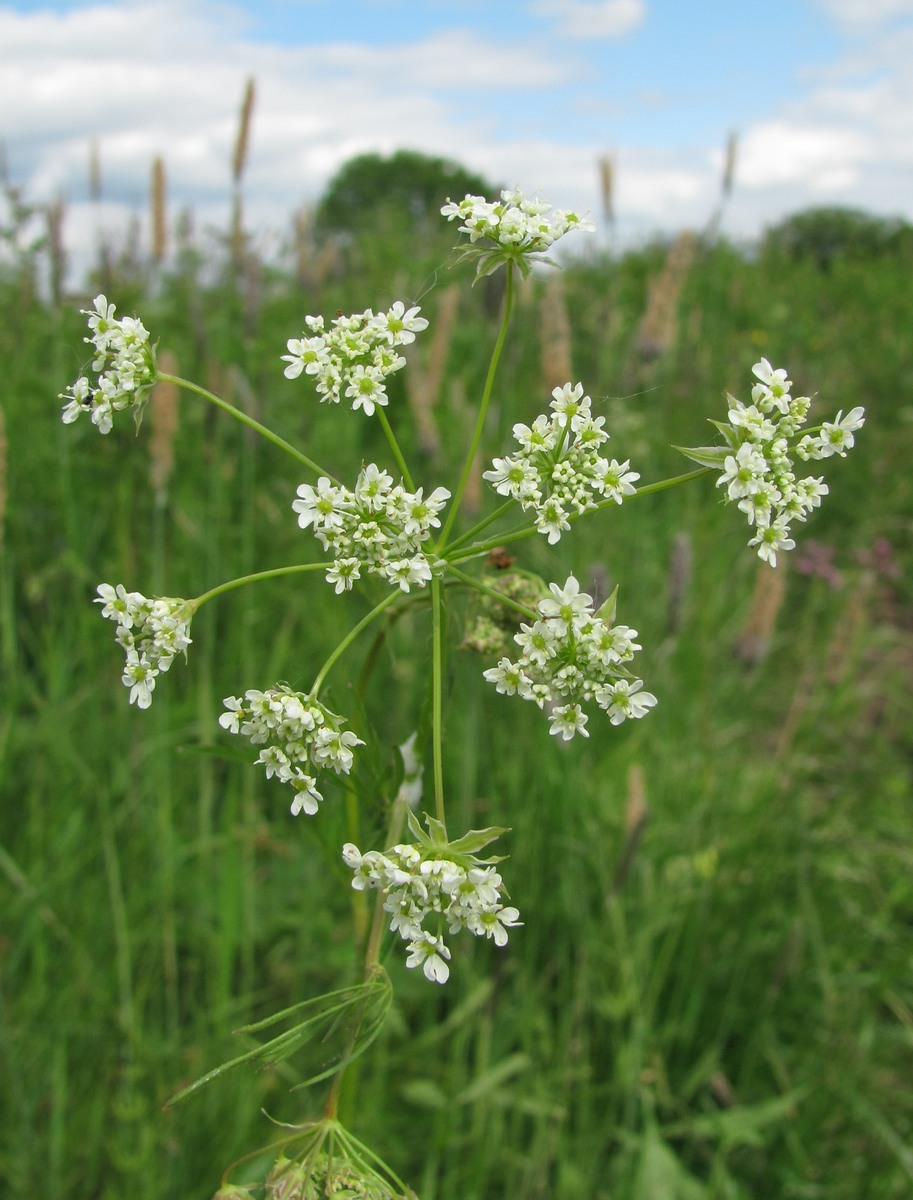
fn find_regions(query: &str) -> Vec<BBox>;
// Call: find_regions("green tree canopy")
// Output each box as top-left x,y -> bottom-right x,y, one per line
761,205 -> 913,270
315,149 -> 498,235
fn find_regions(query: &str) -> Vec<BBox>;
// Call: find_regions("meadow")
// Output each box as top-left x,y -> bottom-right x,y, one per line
1,182 -> 912,1199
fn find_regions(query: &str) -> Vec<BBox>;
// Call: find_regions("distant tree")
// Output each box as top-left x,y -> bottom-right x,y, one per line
762,206 -> 913,270
315,150 -> 497,236
311,150 -> 500,290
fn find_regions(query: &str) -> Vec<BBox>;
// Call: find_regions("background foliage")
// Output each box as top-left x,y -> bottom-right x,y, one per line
2,161 -> 913,1199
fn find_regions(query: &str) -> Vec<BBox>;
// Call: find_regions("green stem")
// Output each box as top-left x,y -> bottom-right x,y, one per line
374,407 -> 415,492
430,578 -> 447,828
447,467 -> 715,563
445,563 -> 538,621
192,562 -> 332,609
612,466 -> 712,504
442,499 -> 517,555
325,795 -> 409,1123
311,589 -> 402,699
438,262 -> 515,548
158,373 -> 338,483
448,523 -> 539,563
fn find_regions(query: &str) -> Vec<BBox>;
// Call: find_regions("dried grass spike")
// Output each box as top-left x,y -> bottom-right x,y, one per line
150,155 -> 167,263
636,230 -> 696,361
232,77 -> 256,185
733,557 -> 787,665
540,272 -> 572,394
598,153 -> 615,227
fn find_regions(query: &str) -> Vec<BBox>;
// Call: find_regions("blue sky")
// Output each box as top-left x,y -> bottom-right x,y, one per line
2,0 -> 912,279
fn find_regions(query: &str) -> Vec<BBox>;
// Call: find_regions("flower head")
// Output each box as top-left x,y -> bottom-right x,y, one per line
96,584 -> 193,708
482,382 -> 638,543
282,302 -> 427,413
681,362 -> 865,565
342,819 -> 519,984
292,466 -> 450,594
483,576 -> 655,737
220,686 -> 362,817
60,296 -> 156,433
442,188 -> 594,278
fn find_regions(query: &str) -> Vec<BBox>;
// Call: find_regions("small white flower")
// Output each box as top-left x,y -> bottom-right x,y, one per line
550,381 -> 589,430
548,703 -> 589,740
122,650 -> 157,709
472,905 -> 522,947
596,458 -> 640,504
406,932 -> 452,984
600,678 -> 658,726
372,301 -> 429,346
817,407 -> 866,457
482,658 -> 532,698
539,576 -> 594,632
325,558 -> 361,593
289,773 -> 322,816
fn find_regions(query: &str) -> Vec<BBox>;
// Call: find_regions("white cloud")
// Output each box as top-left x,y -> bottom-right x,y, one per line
1,0 -> 912,284
530,0 -> 645,39
815,0 -> 913,26
738,121 -> 869,190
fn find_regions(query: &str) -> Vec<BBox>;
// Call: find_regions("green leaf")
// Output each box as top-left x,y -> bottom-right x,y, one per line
446,825 -> 511,857
673,444 -> 729,469
164,969 -> 392,1109
633,1126 -> 706,1200
595,584 -> 619,625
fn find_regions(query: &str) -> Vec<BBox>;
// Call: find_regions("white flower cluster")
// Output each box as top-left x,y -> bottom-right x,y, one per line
281,302 -> 428,416
441,188 -> 593,255
715,359 -> 866,566
96,583 -> 192,709
342,842 -> 521,984
60,295 -> 156,434
219,686 -> 363,816
483,382 -> 639,544
483,576 -> 656,739
292,464 -> 450,593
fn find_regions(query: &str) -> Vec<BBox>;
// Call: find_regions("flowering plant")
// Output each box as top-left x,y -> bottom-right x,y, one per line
59,188 -> 863,1196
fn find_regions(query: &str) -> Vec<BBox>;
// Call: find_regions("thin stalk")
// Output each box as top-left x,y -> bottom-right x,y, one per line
158,372 -> 338,482
610,466 -> 712,504
441,498 -> 516,555
448,523 -> 540,563
325,796 -> 409,1122
438,262 -> 515,548
375,407 -> 415,492
192,562 -> 332,608
311,590 -> 402,698
445,563 -> 538,621
430,578 -> 446,827
447,468 -> 715,563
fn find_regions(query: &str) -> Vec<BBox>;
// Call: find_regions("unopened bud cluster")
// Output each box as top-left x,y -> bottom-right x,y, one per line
483,576 -> 656,739
60,295 -> 156,434
714,359 -> 865,565
219,686 -> 363,816
282,302 -> 428,416
264,1151 -> 403,1200
293,464 -> 450,593
462,570 -> 550,656
342,842 -> 521,984
96,583 -> 192,709
484,382 -> 639,543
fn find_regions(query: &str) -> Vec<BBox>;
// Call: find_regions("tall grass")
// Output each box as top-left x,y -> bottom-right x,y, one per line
1,202 -> 911,1200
